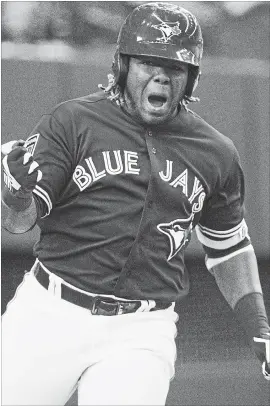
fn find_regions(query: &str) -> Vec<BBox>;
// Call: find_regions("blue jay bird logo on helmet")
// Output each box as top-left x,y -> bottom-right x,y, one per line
157,214 -> 194,261
149,9 -> 198,44
151,19 -> 182,43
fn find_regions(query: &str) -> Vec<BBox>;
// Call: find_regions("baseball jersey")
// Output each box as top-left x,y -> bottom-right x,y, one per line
25,91 -> 251,301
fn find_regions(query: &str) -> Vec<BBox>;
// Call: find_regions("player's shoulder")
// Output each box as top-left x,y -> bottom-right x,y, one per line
181,107 -> 237,157
49,91 -> 112,119
179,107 -> 242,190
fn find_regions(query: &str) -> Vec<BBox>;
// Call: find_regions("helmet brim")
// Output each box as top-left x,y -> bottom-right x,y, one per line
119,42 -> 201,67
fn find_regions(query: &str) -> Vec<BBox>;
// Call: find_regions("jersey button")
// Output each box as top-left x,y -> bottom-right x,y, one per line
152,147 -> 156,154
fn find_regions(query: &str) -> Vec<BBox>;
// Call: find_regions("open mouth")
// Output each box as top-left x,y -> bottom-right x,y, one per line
148,95 -> 167,108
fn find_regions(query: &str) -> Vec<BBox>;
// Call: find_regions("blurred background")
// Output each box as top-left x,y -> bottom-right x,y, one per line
1,1 -> 270,405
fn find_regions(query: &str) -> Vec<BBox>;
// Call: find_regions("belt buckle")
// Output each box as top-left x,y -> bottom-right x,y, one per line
91,296 -> 120,316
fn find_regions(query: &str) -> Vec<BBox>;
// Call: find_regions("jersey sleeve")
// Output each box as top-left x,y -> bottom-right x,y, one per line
195,148 -> 252,269
24,111 -> 74,218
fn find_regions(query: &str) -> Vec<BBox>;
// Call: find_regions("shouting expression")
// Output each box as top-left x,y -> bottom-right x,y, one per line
123,56 -> 189,125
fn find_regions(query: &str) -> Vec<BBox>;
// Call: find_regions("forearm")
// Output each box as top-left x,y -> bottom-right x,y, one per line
210,247 -> 262,308
2,187 -> 38,234
210,247 -> 269,339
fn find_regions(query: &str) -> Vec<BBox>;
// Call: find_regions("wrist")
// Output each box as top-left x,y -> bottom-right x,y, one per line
234,292 -> 270,341
2,186 -> 33,211
2,196 -> 37,234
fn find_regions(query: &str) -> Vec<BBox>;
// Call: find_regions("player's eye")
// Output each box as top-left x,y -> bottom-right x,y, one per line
142,60 -> 155,66
172,65 -> 184,72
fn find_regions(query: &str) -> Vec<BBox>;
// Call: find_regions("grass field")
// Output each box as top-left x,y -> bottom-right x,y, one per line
2,253 -> 270,405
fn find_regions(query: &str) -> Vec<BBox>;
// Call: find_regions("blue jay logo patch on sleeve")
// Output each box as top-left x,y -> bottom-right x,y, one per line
157,214 -> 194,261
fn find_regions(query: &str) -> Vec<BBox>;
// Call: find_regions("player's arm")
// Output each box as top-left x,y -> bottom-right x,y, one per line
2,193 -> 38,234
2,111 -> 74,234
196,148 -> 270,379
196,222 -> 270,380
207,245 -> 270,380
1,141 -> 40,233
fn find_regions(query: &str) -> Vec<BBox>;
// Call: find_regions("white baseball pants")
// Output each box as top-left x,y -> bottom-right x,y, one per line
2,268 -> 178,406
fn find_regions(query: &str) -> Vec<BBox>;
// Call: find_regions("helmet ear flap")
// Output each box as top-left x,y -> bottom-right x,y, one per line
112,53 -> 129,90
192,71 -> 201,92
185,66 -> 200,98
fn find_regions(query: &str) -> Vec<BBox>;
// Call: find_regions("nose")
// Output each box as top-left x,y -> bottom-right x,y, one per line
153,67 -> 170,85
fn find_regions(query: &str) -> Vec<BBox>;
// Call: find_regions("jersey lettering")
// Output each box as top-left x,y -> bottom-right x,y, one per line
103,150 -> 123,175
159,162 -> 205,207
86,157 -> 106,181
73,149 -> 140,190
192,192 -> 205,213
124,151 -> 140,175
73,165 -> 92,191
169,168 -> 188,196
73,151 -> 205,213
159,160 -> 173,181
188,177 -> 204,203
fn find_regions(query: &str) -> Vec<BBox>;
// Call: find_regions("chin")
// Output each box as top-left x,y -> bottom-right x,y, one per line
140,111 -> 171,126
139,101 -> 179,125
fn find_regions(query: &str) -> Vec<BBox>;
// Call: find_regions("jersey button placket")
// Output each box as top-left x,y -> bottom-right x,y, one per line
147,131 -> 156,155
147,130 -> 156,208
145,130 -> 156,207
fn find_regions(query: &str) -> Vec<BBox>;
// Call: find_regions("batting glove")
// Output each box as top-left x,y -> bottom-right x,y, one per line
2,140 -> 42,197
253,333 -> 270,380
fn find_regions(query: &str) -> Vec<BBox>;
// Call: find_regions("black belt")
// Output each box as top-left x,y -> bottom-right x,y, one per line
34,263 -> 171,316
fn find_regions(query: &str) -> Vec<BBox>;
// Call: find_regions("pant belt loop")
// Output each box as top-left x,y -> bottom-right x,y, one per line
147,300 -> 156,311
137,299 -> 156,312
48,273 -> 62,298
31,258 -> 39,276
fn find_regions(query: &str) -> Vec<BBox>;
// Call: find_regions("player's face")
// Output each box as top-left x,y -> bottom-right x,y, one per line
123,56 -> 188,125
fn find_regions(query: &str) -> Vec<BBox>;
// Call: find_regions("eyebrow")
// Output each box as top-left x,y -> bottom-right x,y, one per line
138,57 -> 187,70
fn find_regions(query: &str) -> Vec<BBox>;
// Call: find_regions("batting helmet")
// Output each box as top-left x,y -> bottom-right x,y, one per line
112,2 -> 203,100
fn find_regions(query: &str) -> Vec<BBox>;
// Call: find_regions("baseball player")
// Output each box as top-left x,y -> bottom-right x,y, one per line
1,3 -> 269,406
